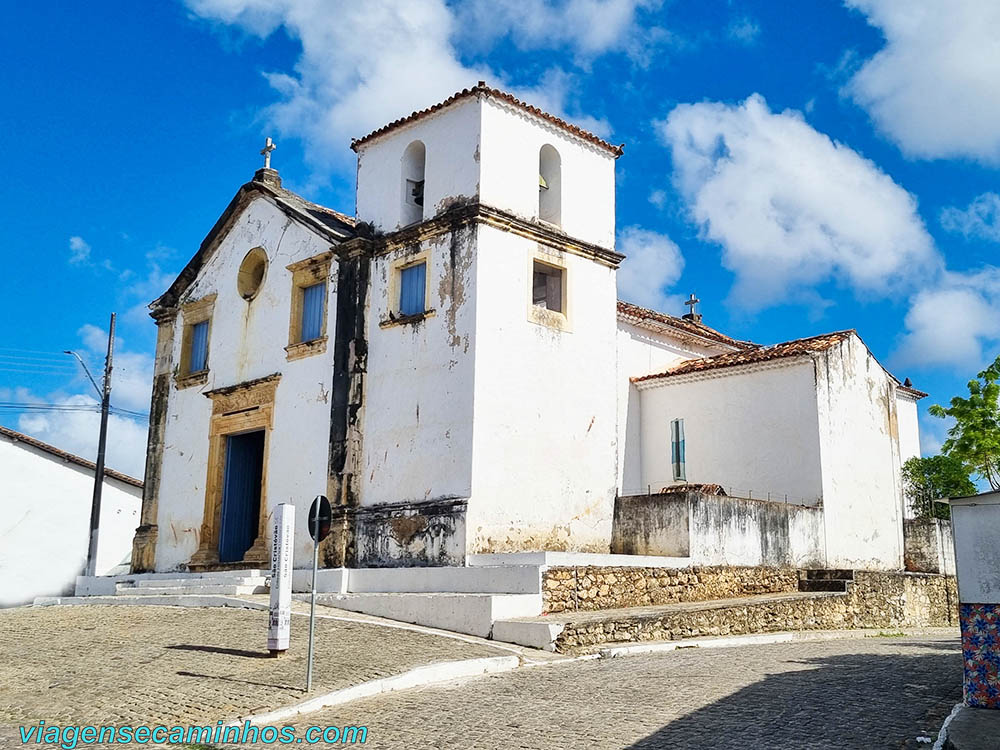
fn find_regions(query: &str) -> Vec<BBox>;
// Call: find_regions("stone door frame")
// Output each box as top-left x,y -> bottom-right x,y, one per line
189,374 -> 280,570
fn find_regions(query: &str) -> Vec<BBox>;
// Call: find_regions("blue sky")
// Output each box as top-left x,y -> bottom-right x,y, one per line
2,0 -> 999,477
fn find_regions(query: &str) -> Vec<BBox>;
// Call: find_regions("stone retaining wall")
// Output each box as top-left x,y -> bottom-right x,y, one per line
553,571 -> 958,652
542,565 -> 800,613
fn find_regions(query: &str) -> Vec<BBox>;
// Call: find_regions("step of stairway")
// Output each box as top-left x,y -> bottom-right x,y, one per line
114,583 -> 266,596
802,569 -> 854,581
313,592 -> 543,639
492,590 -> 850,653
797,579 -> 850,593
128,576 -> 267,589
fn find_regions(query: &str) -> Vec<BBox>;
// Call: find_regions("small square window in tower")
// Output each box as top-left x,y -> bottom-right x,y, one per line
532,260 -> 563,313
399,261 -> 427,316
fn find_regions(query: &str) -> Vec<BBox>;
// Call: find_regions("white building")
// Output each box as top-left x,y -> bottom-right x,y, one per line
132,83 -> 924,575
0,426 -> 142,606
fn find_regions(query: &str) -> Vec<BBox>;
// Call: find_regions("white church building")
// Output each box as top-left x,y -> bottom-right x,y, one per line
131,83 -> 923,577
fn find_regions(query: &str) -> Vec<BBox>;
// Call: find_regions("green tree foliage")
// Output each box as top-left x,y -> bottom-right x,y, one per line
928,355 -> 1000,491
901,455 -> 976,519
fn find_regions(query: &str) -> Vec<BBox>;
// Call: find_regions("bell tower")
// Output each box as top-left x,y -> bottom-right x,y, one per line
348,84 -> 625,565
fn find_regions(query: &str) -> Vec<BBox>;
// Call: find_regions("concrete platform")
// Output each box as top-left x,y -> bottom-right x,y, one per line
315,592 -> 543,638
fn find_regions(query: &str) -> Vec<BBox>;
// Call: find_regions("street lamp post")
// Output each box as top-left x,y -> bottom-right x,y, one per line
65,312 -> 116,578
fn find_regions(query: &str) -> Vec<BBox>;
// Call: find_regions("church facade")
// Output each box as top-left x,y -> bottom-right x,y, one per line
132,84 -> 922,575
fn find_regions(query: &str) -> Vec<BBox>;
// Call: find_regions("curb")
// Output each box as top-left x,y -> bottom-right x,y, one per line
597,628 -> 956,659
226,655 -> 520,725
933,703 -> 964,750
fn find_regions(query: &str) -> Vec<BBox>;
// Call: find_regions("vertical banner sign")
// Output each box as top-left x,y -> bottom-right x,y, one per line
268,503 -> 295,653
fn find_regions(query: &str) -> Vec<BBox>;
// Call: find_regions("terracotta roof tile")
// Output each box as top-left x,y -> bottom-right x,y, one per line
897,384 -> 929,399
0,424 -> 143,488
617,300 -> 756,350
351,82 -> 625,157
633,329 -> 856,384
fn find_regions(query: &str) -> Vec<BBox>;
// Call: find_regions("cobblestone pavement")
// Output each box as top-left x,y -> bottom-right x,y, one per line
287,635 -> 962,749
0,603 -> 514,742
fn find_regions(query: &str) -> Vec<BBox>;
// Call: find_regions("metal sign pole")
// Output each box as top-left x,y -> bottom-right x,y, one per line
306,509 -> 319,692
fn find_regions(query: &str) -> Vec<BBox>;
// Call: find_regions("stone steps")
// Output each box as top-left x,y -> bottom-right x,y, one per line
115,584 -> 266,596
126,576 -> 266,589
798,568 -> 854,593
492,590 -> 851,652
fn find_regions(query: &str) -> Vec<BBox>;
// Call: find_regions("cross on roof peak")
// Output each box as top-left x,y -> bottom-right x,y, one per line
260,137 -> 276,170
683,293 -> 702,322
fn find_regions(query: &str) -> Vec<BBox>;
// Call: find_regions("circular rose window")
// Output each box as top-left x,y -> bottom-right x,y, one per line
237,247 -> 268,300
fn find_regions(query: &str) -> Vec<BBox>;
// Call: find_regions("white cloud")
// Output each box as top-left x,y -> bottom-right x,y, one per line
658,94 -> 939,310
18,397 -> 148,479
616,226 -> 685,312
648,189 -> 667,209
68,236 -> 91,265
11,323 -> 155,479
941,193 -> 1000,243
453,0 -> 665,61
77,324 -> 155,412
894,268 -> 1000,370
184,0 -> 633,175
918,413 -> 951,456
844,0 -> 1000,163
726,16 -> 760,45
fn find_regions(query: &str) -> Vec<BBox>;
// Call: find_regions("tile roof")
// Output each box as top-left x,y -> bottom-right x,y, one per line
351,82 -> 625,157
617,300 -> 757,350
271,184 -> 356,232
897,384 -> 929,399
633,329 -> 856,383
0,424 -> 143,488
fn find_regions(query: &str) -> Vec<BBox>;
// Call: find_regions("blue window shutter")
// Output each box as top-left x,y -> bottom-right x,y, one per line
300,282 -> 326,342
190,320 -> 209,373
399,262 -> 426,316
671,418 -> 686,481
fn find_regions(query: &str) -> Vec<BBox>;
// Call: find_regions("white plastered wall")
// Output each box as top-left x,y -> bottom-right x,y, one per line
896,393 -> 922,518
466,224 -> 619,553
815,336 -> 905,570
616,320 -> 732,495
355,94 -> 617,250
479,97 -> 617,249
155,197 -> 337,571
355,96 -> 482,232
0,439 -> 140,606
360,229 -> 478,508
636,360 -> 825,503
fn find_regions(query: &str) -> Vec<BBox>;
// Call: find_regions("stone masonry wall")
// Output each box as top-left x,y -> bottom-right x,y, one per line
553,570 -> 958,652
542,565 -> 800,613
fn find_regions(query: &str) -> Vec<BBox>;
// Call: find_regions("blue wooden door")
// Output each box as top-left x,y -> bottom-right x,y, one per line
219,431 -> 265,563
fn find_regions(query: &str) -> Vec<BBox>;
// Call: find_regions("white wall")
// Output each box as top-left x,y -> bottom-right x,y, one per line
479,97 -> 617,249
356,96 -> 482,232
951,493 -> 1000,603
815,336 -> 905,570
360,229 -> 478,508
637,360 -> 825,503
355,94 -> 618,249
155,197 -> 337,571
616,320 -> 731,495
466,225 -> 619,553
896,394 -> 921,464
0,439 -> 140,606
896,393 -> 922,518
